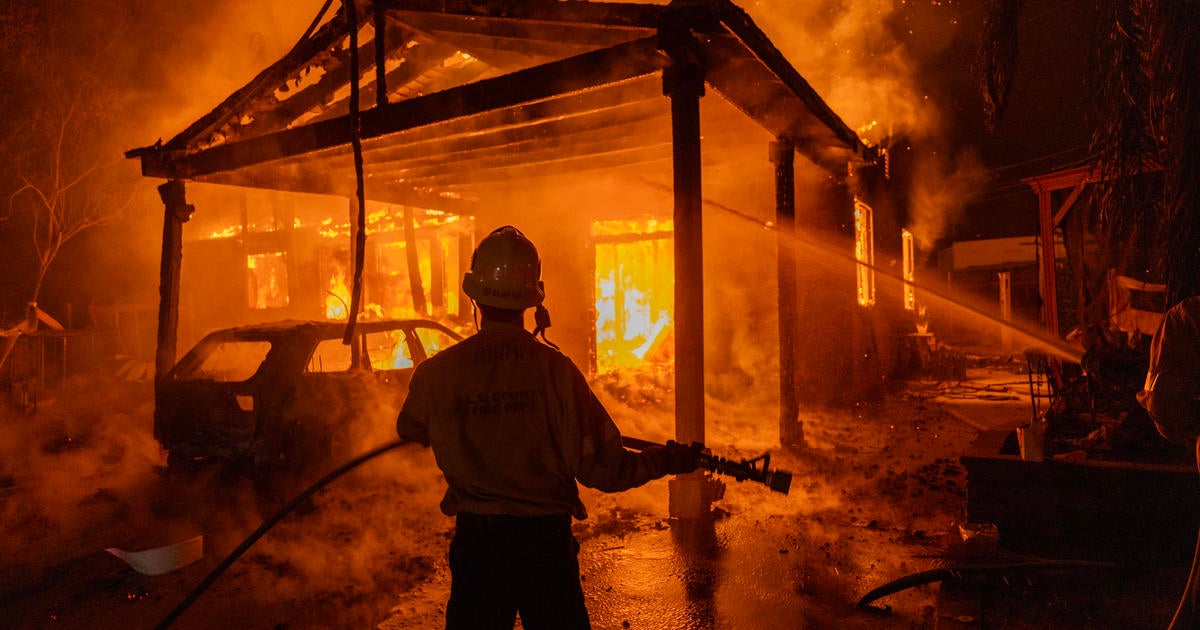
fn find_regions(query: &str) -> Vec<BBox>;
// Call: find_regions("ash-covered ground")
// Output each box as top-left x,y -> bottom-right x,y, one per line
0,365 -> 1185,629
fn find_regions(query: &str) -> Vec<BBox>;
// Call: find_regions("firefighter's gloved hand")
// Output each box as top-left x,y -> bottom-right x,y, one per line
659,440 -> 700,475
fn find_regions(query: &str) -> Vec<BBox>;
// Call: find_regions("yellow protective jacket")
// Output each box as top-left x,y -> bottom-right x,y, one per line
397,321 -> 668,519
1138,296 -> 1200,445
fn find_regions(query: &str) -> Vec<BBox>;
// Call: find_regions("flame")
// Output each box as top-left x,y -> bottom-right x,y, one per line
901,228 -> 916,311
365,329 -> 414,370
211,225 -> 242,239
854,198 -> 876,307
196,201 -> 471,322
326,271 -> 350,320
202,205 -> 463,241
593,219 -> 674,373
247,252 -> 289,309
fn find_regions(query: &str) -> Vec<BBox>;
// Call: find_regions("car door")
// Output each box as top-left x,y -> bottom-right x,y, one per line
157,334 -> 274,459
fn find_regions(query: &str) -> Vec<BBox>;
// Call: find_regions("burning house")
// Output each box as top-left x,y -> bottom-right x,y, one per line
126,0 -> 902,464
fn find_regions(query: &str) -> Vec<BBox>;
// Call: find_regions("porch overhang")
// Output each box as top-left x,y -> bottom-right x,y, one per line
126,0 -> 874,209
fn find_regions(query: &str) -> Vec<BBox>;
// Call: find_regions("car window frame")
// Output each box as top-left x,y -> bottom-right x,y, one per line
357,326 -> 418,372
172,334 -> 277,384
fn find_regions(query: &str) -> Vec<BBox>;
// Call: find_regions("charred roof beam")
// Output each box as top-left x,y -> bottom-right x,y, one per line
238,22 -> 420,139
392,10 -> 654,48
304,44 -> 493,126
412,29 -> 606,66
353,123 -> 756,188
135,36 -> 668,180
706,1 -> 872,168
198,167 -> 478,214
378,0 -> 665,30
233,76 -> 667,180
344,101 -> 672,172
160,6 -> 357,152
371,142 -> 678,188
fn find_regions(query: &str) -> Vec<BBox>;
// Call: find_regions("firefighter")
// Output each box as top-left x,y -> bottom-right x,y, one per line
1138,295 -> 1200,630
396,225 -> 698,630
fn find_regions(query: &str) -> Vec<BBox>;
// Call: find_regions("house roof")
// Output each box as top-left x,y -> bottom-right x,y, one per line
126,0 -> 873,211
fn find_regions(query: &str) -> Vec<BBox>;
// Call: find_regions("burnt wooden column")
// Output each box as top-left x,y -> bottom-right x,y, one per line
772,139 -> 804,448
664,34 -> 705,447
663,24 -> 719,519
404,207 -> 429,316
155,180 -> 194,386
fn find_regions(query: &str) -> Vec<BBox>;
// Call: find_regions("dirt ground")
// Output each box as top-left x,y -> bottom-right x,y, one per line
0,364 -> 1189,629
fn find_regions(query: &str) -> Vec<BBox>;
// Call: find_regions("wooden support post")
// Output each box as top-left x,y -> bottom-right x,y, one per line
663,22 -> 721,520
1036,187 -> 1059,336
429,234 -> 445,313
998,271 -> 1013,354
155,180 -> 194,386
373,3 -> 388,109
664,33 -> 705,448
404,207 -> 429,316
772,139 -> 803,448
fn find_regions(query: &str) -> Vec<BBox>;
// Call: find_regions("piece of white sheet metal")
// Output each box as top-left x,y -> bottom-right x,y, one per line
106,535 -> 204,576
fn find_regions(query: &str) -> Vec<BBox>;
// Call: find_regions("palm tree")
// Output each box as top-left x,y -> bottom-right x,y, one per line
977,0 -> 1200,305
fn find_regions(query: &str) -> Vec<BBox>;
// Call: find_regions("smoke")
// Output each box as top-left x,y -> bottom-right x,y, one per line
744,0 -> 938,145
0,2 -> 1011,627
0,0 -> 329,322
743,0 -> 989,250
907,147 -> 991,250
0,374 -> 163,592
125,1 -> 328,143
0,365 -> 455,625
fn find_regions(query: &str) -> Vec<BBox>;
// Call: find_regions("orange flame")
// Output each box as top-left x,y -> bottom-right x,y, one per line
326,271 -> 350,320
593,219 -> 674,372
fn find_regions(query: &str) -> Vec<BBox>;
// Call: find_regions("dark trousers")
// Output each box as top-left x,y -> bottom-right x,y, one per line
446,512 -> 590,630
1173,527 -> 1200,630
1171,440 -> 1200,630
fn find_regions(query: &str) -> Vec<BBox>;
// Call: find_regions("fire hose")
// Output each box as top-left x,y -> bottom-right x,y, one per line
154,439 -> 407,629
855,559 -> 1120,611
156,436 -> 791,627
622,436 -> 794,494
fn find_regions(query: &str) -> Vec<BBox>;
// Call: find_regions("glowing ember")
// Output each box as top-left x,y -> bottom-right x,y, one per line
593,219 -> 674,373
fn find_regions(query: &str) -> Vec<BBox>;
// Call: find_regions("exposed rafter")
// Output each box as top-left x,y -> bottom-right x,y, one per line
128,0 -> 873,206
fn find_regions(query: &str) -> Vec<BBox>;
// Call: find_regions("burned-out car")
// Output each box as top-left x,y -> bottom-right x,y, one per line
156,319 -> 461,473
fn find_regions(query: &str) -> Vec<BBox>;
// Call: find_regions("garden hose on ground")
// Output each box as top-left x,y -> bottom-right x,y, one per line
154,439 -> 406,629
855,559 -> 1120,610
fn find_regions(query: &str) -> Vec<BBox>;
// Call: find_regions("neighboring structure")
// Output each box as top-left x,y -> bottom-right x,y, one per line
126,0 -> 882,476
936,235 -> 1064,329
1022,165 -> 1166,337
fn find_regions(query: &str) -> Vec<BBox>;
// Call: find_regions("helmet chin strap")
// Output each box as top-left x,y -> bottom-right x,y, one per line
470,299 -> 559,351
532,304 -> 560,351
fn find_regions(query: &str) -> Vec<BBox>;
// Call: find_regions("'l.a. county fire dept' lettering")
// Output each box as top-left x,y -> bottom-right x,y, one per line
464,388 -> 539,416
473,344 -> 527,363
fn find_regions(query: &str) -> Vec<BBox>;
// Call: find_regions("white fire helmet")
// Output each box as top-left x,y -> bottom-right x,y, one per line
462,226 -> 545,310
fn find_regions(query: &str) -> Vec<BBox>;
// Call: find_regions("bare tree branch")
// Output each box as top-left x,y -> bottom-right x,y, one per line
0,0 -> 140,318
